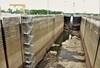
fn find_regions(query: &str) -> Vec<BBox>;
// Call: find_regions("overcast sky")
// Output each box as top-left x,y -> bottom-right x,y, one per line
0,0 -> 99,13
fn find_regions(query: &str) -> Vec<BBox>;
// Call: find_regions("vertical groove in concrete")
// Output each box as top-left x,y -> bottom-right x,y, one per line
19,17 -> 24,68
21,17 -> 33,68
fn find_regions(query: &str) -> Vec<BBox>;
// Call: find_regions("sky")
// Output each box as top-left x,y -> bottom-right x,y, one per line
0,0 -> 99,13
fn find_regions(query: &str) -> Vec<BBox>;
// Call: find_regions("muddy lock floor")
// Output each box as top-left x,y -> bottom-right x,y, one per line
36,36 -> 86,68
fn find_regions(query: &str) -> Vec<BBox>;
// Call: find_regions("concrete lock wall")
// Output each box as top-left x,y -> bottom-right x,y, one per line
0,20 -> 7,68
21,15 -> 64,67
80,16 -> 100,68
0,14 -> 64,68
0,15 -> 64,68
1,16 -> 23,68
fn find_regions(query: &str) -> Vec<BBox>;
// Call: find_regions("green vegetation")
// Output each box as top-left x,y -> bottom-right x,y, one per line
2,8 -> 99,16
1,8 -> 62,14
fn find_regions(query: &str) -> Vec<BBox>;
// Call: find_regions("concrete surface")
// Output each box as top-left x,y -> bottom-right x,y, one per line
80,17 -> 100,68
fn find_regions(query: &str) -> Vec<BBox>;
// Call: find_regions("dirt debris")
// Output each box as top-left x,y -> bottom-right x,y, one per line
36,36 -> 86,68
